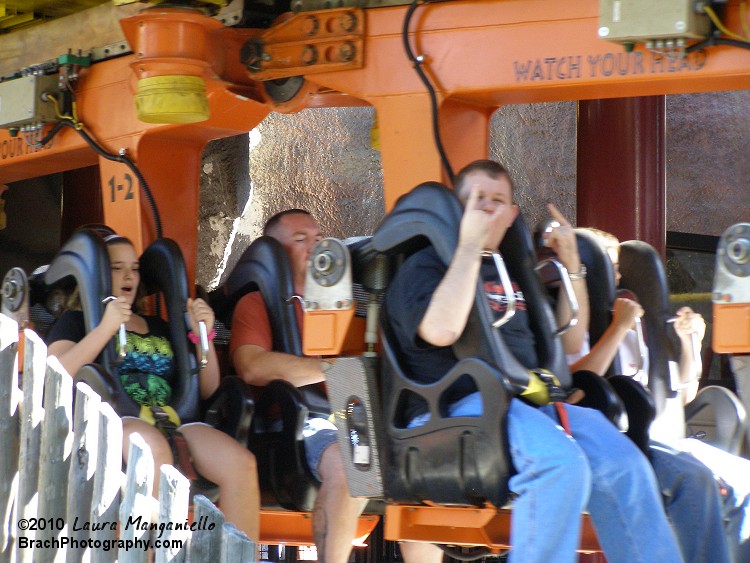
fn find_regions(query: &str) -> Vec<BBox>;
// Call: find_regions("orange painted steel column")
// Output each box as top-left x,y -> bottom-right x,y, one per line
100,151 -> 146,254
374,95 -> 492,210
576,96 -> 666,257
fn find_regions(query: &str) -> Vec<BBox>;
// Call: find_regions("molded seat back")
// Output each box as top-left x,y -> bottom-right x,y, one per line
217,235 -> 326,511
619,241 -> 674,414
139,238 -> 201,422
44,230 -> 117,372
575,229 -> 618,375
373,181 -> 567,507
685,385 -> 746,455
219,236 -> 302,356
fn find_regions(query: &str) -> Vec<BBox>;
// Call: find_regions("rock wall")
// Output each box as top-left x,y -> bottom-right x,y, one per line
197,92 -> 750,290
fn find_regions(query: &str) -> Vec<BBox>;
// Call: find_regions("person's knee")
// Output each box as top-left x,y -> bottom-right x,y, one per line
124,423 -> 173,466
668,453 -> 719,494
558,451 -> 592,494
318,443 -> 346,483
232,446 -> 257,477
537,438 -> 592,484
612,437 -> 651,475
144,435 -> 173,467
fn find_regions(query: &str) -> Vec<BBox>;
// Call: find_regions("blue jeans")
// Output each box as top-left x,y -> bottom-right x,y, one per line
650,442 -> 731,563
674,438 -> 750,563
412,394 -> 683,563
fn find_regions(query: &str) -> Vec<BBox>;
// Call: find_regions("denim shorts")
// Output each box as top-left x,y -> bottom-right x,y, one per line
303,417 -> 339,482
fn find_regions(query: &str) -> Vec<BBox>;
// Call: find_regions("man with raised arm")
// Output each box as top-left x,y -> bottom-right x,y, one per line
384,160 -> 683,563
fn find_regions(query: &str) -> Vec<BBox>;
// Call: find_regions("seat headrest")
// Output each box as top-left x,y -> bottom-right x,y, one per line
372,182 -> 461,265
226,236 -> 291,298
575,229 -> 617,348
619,240 -> 674,412
44,228 -> 114,369
212,235 -> 301,355
140,238 -> 190,299
75,224 -> 118,240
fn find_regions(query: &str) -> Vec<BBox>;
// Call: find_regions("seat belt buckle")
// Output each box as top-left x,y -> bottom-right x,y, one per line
534,370 -> 568,403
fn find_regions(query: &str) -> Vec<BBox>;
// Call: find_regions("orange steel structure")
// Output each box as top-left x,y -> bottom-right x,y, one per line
2,0 -> 749,551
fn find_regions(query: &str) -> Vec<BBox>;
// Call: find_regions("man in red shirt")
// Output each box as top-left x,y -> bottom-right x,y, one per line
230,209 -> 367,563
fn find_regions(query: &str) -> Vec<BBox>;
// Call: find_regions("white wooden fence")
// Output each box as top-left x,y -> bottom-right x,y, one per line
0,313 -> 257,563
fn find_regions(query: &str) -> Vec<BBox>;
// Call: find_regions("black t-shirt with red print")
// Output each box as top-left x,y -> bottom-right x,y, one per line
385,246 -> 538,422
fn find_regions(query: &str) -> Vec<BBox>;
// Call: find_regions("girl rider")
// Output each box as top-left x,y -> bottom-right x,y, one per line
47,234 -> 259,541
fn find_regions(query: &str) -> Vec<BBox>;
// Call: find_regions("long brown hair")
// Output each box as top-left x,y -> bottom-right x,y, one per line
65,235 -> 146,313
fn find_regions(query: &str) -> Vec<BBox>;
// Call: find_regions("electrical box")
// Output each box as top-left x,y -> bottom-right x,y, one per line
599,0 -> 710,45
0,74 -> 59,130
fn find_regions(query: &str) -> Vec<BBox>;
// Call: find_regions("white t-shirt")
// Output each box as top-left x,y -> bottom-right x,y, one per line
565,329 -> 648,384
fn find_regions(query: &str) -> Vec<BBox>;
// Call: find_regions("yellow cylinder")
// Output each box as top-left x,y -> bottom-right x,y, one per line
134,75 -> 210,124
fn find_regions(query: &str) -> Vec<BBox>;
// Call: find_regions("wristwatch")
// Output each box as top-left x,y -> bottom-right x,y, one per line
568,265 -> 587,281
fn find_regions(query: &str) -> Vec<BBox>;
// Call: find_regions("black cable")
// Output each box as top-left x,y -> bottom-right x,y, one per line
402,0 -> 455,184
686,36 -> 750,53
58,120 -> 163,240
26,120 -> 65,148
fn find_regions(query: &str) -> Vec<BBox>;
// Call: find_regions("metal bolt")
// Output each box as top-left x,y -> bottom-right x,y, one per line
301,45 -> 318,65
314,252 -> 333,272
303,15 -> 319,36
728,239 -> 750,264
2,280 -> 17,299
339,12 -> 357,33
339,42 -> 356,62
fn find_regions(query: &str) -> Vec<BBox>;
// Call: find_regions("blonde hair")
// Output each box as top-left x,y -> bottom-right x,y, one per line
582,227 -> 620,254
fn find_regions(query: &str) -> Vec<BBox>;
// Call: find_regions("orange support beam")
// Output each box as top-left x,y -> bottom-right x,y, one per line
384,505 -> 602,553
259,510 -> 379,547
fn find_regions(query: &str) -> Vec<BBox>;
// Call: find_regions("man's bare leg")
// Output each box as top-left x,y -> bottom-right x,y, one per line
313,443 -> 367,562
399,541 -> 444,563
